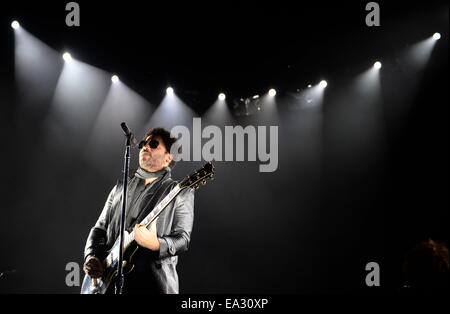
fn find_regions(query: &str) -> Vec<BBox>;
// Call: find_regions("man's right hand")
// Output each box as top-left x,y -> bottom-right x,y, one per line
83,256 -> 104,278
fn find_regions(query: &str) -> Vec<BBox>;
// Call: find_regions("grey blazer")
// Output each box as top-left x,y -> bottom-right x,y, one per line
84,169 -> 195,293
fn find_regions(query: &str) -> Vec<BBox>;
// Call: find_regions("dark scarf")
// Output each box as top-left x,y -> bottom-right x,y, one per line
134,167 -> 170,180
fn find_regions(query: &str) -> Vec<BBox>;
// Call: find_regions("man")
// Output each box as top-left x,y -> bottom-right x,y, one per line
83,127 -> 195,294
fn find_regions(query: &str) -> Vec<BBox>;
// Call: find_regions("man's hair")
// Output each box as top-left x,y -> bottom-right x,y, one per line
144,127 -> 177,168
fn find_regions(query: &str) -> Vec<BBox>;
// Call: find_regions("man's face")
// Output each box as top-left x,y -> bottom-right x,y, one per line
139,135 -> 172,172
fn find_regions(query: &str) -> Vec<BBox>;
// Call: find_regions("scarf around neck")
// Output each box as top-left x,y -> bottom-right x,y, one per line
134,166 -> 169,180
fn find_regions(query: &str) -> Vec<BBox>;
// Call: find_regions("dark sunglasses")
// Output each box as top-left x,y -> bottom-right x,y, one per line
138,139 -> 160,149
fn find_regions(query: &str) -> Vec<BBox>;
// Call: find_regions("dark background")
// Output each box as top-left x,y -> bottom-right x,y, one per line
0,0 -> 448,293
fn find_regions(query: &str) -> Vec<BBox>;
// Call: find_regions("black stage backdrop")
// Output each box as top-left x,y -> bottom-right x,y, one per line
0,0 -> 448,294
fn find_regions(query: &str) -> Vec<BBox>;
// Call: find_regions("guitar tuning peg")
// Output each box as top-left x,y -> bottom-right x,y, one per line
202,180 -> 206,185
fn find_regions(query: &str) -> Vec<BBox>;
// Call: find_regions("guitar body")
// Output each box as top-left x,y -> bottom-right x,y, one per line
81,241 -> 140,294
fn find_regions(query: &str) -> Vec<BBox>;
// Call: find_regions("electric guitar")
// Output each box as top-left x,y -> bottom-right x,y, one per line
80,162 -> 214,294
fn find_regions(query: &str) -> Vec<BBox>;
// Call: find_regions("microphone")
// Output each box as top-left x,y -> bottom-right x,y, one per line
120,122 -> 138,148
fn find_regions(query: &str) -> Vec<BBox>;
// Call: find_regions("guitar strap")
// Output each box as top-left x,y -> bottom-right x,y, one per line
128,177 -> 177,231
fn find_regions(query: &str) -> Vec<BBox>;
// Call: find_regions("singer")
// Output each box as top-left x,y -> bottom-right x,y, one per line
82,127 -> 195,294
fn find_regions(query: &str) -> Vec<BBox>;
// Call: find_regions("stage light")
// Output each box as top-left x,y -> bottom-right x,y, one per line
218,93 -> 226,101
268,89 -> 276,97
319,80 -> 328,89
374,61 -> 382,69
111,75 -> 119,83
433,32 -> 441,40
11,20 -> 20,29
63,52 -> 72,62
252,95 -> 260,99
166,87 -> 174,95
307,84 -> 312,88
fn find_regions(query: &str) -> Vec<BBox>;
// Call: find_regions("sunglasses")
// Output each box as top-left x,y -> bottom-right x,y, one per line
138,138 -> 160,149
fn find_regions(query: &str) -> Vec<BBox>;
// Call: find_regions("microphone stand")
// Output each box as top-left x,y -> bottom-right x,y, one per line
115,133 -> 131,294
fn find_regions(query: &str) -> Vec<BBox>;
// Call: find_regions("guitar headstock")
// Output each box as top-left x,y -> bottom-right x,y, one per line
180,162 -> 215,190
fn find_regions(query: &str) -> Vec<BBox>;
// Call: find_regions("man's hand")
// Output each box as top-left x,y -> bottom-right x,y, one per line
134,219 -> 160,251
83,256 -> 104,279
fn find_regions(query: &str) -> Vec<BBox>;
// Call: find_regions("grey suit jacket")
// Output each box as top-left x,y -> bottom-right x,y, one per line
84,169 -> 195,293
